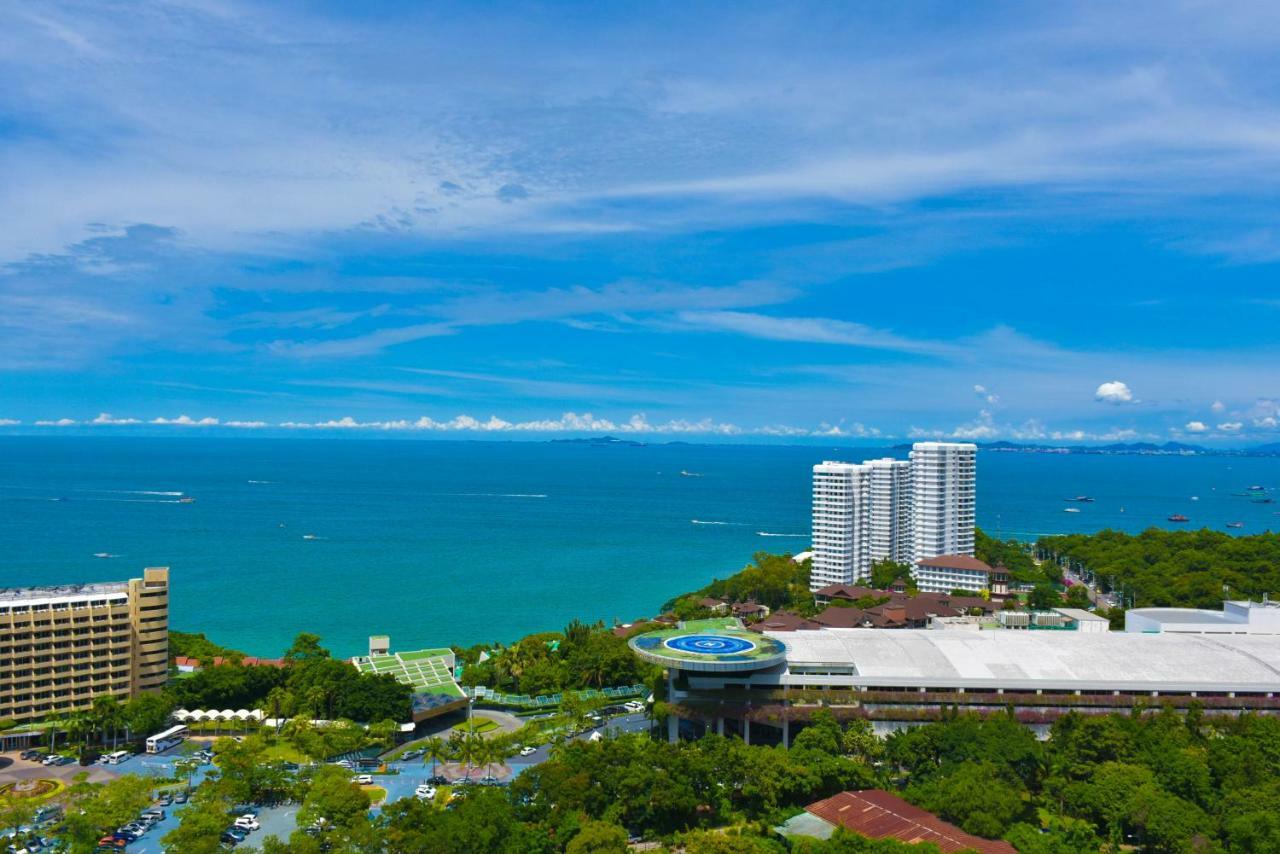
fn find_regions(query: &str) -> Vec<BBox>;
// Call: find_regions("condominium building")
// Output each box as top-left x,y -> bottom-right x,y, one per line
810,461 -> 872,590
0,567 -> 169,725
865,458 -> 913,565
811,443 -> 977,592
909,442 -> 977,562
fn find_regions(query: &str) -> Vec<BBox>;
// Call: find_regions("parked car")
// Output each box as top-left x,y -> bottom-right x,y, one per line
20,749 -> 43,761
350,774 -> 373,785
426,775 -> 448,786
141,809 -> 165,823
223,826 -> 248,842
173,790 -> 189,804
156,793 -> 173,807
233,816 -> 260,832
519,746 -> 536,756
400,749 -> 423,761
414,784 -> 436,799
219,831 -> 241,846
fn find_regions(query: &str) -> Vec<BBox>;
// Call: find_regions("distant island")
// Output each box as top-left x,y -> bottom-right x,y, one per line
549,435 -> 647,447
890,440 -> 1280,456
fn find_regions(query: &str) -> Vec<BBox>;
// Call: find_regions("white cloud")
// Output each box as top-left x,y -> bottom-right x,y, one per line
224,420 -> 268,428
91,412 -> 141,425
1218,421 -> 1243,432
151,415 -> 219,426
676,310 -> 953,356
0,419 -> 19,426
812,422 -> 881,438
1185,420 -> 1208,433
1211,400 -> 1226,413
35,418 -> 76,427
1094,381 -> 1135,405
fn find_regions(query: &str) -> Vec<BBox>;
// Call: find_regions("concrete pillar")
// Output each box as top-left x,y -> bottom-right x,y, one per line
782,714 -> 790,748
717,717 -> 725,736
667,712 -> 678,743
743,718 -> 751,746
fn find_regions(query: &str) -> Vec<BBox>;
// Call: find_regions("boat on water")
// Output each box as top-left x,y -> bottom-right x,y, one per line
302,533 -> 318,540
1248,485 -> 1266,491
1226,521 -> 1245,529
1168,514 -> 1190,522
679,470 -> 703,478
1063,507 -> 1081,513
92,552 -> 115,559
178,496 -> 195,504
1190,496 -> 1199,501
1063,496 -> 1095,502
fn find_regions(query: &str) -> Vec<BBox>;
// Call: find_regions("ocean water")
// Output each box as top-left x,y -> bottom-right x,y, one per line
1,437 -> 1278,657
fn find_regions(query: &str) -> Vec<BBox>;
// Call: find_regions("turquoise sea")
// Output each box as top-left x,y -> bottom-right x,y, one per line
1,437 -> 1278,657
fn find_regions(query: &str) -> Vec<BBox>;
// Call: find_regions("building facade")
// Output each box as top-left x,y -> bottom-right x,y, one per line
811,443 -> 975,592
909,442 -> 976,561
0,567 -> 169,725
912,554 -> 997,594
633,624 -> 1280,746
810,461 -> 872,590
865,458 -> 913,565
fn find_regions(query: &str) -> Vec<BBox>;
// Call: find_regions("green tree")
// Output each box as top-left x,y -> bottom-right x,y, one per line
1027,583 -> 1060,611
124,691 -> 175,739
297,764 -> 371,834
905,761 -> 1025,839
284,632 -> 331,662
161,790 -> 233,854
58,773 -> 155,853
423,736 -> 451,778
566,819 -> 630,854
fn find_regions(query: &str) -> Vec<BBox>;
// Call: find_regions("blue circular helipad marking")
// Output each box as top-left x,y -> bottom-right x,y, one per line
664,634 -> 756,655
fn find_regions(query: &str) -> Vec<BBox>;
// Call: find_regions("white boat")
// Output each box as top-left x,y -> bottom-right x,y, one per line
1063,508 -> 1081,513
302,534 -> 318,541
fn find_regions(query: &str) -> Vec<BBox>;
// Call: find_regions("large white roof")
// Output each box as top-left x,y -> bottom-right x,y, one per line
767,628 -> 1280,692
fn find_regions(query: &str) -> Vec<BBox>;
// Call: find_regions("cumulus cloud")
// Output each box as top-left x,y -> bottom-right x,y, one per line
1185,420 -> 1208,433
1094,381 -> 1134,404
224,420 -> 268,428
151,415 -> 219,426
1218,421 -> 1243,432
973,384 -> 999,405
1211,401 -> 1226,413
812,422 -> 881,438
91,412 -> 141,425
0,419 -> 20,426
35,418 -> 77,427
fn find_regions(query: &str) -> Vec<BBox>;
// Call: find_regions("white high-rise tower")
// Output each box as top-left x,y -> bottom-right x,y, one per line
909,442 -> 977,561
865,458 -> 913,565
810,461 -> 872,590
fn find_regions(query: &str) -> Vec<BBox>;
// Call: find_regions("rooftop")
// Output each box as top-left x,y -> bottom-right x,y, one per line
915,555 -> 993,572
0,580 -> 128,604
629,626 -> 788,673
768,627 -> 1280,691
804,790 -> 1015,853
351,648 -> 463,697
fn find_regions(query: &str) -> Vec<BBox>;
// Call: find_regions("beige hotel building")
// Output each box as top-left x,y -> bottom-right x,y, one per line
0,567 -> 169,725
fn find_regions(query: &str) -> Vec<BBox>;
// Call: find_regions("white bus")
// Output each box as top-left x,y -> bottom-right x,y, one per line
145,724 -> 188,754
103,750 -> 131,765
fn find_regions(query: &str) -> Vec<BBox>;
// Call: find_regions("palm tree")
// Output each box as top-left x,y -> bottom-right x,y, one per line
422,737 -> 450,779
454,732 -> 482,781
92,695 -> 123,749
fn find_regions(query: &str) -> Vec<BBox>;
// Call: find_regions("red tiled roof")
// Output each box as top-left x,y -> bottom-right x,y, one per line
915,555 -> 994,573
812,607 -> 869,629
806,790 -> 1016,853
748,612 -> 819,632
174,656 -> 200,667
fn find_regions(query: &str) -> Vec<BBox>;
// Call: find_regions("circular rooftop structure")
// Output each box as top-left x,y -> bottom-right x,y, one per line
628,625 -> 787,673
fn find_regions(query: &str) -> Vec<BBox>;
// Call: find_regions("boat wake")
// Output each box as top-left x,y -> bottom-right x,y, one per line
451,493 -> 548,499
690,519 -> 746,526
756,531 -> 807,538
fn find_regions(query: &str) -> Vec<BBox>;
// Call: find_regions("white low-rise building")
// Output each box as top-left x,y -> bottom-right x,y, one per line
912,554 -> 1003,594
1126,599 -> 1280,635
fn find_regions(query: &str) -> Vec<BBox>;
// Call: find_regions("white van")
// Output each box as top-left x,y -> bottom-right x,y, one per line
103,750 -> 130,765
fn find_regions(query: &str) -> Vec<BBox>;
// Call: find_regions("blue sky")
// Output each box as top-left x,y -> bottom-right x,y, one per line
3,2 -> 1280,444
